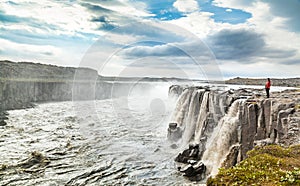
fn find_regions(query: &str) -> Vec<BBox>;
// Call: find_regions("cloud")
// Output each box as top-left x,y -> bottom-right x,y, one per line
262,0 -> 300,32
0,0 -> 299,79
0,37 -> 61,58
80,2 -> 113,13
0,10 -> 26,23
173,0 -> 199,13
206,28 -> 297,62
280,59 -> 300,65
121,43 -> 186,58
207,28 -> 265,60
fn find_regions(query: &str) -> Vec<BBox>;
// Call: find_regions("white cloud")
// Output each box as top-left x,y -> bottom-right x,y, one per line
0,38 -> 60,56
1,0 -> 105,38
97,1 -> 154,17
1,0 -> 300,79
179,0 -> 300,77
173,0 -> 199,13
0,37 -> 86,67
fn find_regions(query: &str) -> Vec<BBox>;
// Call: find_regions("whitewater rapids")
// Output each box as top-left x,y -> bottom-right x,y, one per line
0,91 -> 202,185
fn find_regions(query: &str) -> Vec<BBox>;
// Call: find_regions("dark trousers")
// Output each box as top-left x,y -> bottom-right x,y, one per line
265,88 -> 270,98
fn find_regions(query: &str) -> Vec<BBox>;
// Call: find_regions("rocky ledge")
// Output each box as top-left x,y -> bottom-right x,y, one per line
167,85 -> 300,181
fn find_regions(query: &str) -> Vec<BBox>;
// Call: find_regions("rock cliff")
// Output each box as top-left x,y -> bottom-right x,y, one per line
0,60 -> 153,125
167,85 -> 300,181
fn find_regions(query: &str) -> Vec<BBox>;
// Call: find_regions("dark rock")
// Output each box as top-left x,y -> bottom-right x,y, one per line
178,161 -> 206,179
179,164 -> 194,176
0,115 -> 8,120
169,122 -> 177,130
192,161 -> 206,175
0,120 -> 6,126
175,143 -> 200,164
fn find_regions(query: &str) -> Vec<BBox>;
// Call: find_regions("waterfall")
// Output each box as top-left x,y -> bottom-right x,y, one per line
168,86 -> 240,180
182,89 -> 203,144
193,91 -> 209,143
168,85 -> 299,181
201,99 -> 241,177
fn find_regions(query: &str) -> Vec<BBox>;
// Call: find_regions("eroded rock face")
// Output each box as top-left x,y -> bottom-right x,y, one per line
168,86 -> 300,181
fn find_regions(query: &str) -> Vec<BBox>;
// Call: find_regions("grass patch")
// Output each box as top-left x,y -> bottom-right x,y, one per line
207,145 -> 300,186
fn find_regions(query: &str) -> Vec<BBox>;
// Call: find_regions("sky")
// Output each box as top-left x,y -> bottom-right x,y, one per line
0,0 -> 300,80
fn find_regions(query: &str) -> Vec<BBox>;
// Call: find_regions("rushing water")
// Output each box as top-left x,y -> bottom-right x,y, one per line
0,84 -> 204,186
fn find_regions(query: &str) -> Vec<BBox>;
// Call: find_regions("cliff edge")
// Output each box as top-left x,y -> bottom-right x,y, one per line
167,85 -> 300,182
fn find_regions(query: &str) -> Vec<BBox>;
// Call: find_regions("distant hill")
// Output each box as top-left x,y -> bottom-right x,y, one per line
225,77 -> 300,87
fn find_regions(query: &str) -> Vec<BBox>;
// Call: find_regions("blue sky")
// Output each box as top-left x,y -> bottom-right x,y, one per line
0,0 -> 300,79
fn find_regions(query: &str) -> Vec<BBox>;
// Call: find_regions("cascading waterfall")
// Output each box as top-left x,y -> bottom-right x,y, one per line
167,85 -> 299,182
168,85 -> 242,181
182,89 -> 202,144
201,99 -> 242,177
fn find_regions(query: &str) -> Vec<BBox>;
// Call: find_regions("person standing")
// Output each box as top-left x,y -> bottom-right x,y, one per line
265,78 -> 271,98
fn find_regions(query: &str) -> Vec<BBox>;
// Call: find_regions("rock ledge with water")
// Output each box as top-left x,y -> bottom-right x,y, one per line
168,85 -> 300,181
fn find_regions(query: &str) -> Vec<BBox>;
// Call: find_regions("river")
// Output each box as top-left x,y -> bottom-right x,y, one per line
0,84 -> 202,186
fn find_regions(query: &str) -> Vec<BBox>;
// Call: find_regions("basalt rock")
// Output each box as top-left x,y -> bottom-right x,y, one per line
168,86 -> 300,181
178,161 -> 206,180
175,143 -> 200,163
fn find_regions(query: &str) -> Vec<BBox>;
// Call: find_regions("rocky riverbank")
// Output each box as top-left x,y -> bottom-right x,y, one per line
167,85 -> 300,182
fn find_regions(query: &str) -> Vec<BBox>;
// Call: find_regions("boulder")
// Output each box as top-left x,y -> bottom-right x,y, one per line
167,123 -> 183,142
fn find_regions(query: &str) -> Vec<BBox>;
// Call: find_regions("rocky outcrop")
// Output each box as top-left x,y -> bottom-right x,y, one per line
167,86 -> 300,181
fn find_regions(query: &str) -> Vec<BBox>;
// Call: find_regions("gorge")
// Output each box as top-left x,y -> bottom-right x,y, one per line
1,60 -> 299,185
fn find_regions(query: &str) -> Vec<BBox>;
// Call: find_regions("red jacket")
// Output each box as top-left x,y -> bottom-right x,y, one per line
265,81 -> 271,89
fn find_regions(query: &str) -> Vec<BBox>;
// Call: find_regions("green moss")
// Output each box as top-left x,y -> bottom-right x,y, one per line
207,145 -> 300,186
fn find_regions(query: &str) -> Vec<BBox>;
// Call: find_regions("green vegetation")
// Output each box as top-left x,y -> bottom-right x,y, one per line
207,145 -> 300,186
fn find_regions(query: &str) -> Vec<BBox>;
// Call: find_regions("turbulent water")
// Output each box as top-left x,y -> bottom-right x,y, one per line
0,84 -> 203,186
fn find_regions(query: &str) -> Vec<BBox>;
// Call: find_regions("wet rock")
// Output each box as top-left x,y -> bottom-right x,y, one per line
175,143 -> 200,163
167,123 -> 183,142
179,164 -> 194,176
0,120 -> 6,126
19,151 -> 50,169
178,161 -> 206,180
0,111 -> 8,126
